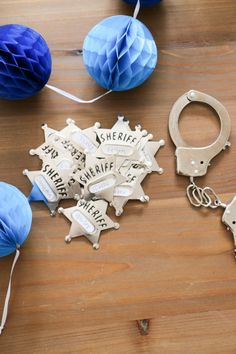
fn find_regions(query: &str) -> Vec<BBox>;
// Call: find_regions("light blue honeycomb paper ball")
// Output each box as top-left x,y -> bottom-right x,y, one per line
0,182 -> 32,257
83,15 -> 158,91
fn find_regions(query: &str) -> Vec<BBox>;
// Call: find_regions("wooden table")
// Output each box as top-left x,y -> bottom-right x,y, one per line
1,0 -> 236,353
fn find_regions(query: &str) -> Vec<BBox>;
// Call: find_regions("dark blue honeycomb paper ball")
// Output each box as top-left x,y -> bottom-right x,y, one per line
0,24 -> 52,100
123,0 -> 162,7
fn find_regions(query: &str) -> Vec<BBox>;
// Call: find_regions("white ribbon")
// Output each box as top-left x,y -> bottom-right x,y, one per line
0,249 -> 20,335
133,0 -> 141,18
46,84 -> 112,104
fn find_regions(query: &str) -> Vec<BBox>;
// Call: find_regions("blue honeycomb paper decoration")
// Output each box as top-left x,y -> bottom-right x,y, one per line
123,0 -> 162,7
0,24 -> 52,100
0,182 -> 32,257
83,15 -> 158,91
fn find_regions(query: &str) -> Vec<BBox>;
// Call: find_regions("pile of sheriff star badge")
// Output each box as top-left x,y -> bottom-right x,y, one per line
23,115 -> 165,249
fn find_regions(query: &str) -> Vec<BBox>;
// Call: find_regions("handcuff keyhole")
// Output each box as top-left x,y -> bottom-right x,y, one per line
233,221 -> 236,225
200,161 -> 204,164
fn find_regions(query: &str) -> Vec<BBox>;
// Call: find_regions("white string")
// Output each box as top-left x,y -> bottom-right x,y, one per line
46,84 -> 112,104
133,0 -> 141,18
0,249 -> 20,335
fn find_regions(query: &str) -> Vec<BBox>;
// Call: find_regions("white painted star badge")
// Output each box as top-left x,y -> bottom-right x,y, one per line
23,157 -> 81,215
94,115 -> 148,167
138,139 -> 165,173
111,161 -> 149,215
29,123 -> 86,168
110,136 -> 165,215
73,155 -> 126,202
58,199 -> 119,249
60,118 -> 100,155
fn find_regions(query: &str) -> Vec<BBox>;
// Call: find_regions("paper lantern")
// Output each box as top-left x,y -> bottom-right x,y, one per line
0,182 -> 32,257
0,24 -> 52,100
83,15 -> 157,91
123,0 -> 162,6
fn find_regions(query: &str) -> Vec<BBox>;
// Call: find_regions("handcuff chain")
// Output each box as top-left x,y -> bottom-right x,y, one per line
186,177 -> 226,209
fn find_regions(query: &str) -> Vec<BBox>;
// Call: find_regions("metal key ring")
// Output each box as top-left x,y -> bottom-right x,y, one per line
187,183 -> 211,207
169,90 -> 231,177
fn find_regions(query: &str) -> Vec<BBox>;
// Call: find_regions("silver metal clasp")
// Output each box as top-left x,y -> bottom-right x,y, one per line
222,196 -> 236,258
169,90 -> 231,177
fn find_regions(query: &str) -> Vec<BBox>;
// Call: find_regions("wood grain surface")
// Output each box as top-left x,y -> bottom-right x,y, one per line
1,0 -> 236,353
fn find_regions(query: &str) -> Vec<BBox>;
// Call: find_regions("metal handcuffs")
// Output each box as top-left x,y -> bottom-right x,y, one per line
169,90 -> 236,259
